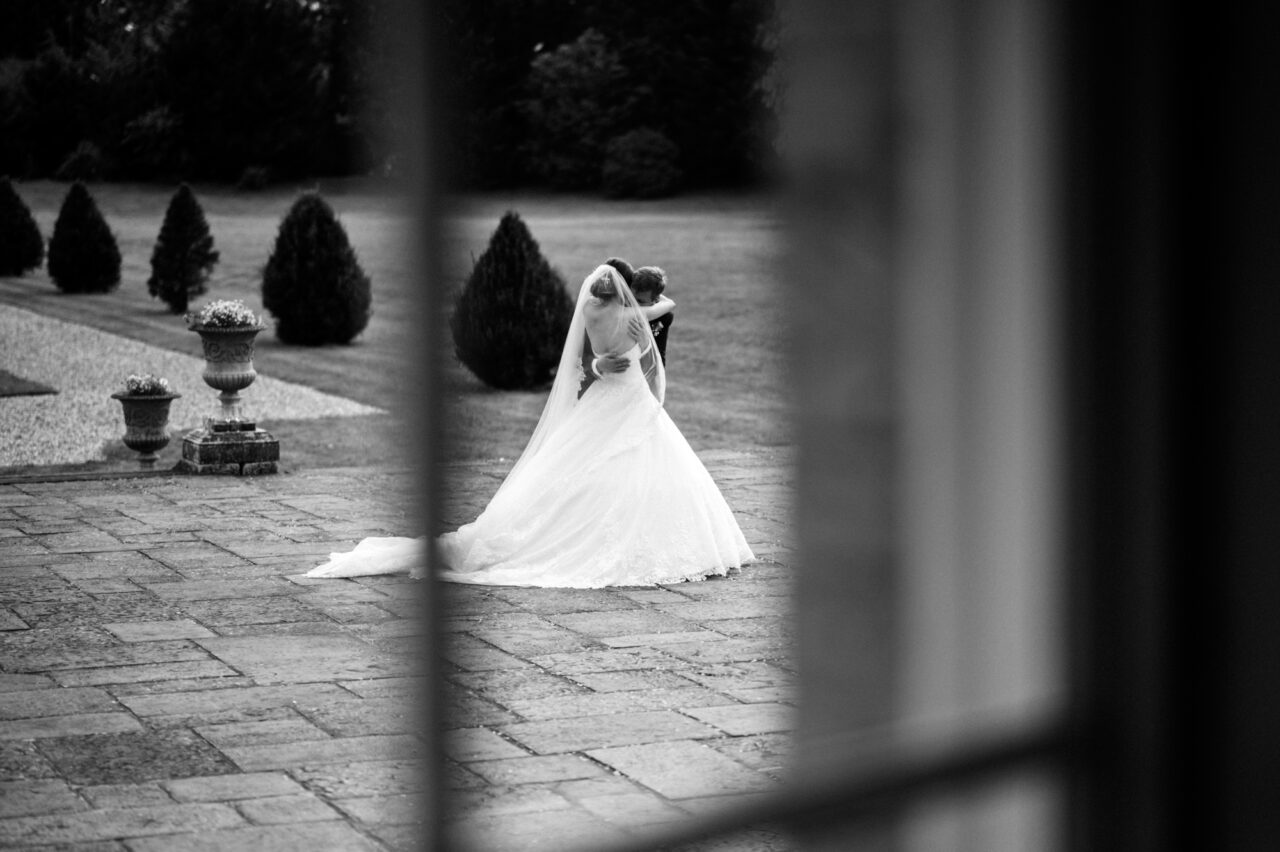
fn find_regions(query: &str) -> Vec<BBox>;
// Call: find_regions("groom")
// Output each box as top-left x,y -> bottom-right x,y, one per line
578,257 -> 676,397
631,265 -> 673,363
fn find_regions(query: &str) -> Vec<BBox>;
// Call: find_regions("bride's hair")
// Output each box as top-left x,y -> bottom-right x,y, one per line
589,268 -> 621,299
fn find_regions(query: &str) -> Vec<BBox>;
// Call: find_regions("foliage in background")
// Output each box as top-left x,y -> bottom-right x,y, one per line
54,141 -> 109,182
520,29 -> 634,190
0,0 -> 395,182
147,183 -> 219,314
451,211 -> 574,390
0,177 -> 45,275
0,0 -> 775,194
156,0 -> 333,182
262,192 -> 372,346
601,127 -> 683,198
47,181 -> 121,293
441,0 -> 774,193
594,0 -> 775,189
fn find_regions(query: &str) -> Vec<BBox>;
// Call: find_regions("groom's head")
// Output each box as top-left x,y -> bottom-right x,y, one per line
632,266 -> 667,304
604,257 -> 635,286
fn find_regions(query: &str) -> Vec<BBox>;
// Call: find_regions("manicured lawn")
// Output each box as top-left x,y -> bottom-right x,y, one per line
0,180 -> 787,465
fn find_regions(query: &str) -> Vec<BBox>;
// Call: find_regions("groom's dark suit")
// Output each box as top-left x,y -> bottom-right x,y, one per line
648,313 -> 673,364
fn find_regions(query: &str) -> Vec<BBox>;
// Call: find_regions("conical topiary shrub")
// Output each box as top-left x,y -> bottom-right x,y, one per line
450,211 -> 574,390
261,192 -> 372,345
47,182 -> 121,293
0,177 -> 45,276
148,184 -> 219,314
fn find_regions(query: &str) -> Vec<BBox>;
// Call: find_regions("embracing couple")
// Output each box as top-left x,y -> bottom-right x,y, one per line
308,259 -> 754,588
579,257 -> 674,397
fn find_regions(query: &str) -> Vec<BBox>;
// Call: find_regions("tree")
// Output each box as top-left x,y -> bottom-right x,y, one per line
10,44 -> 95,178
601,127 -> 683,198
0,177 -> 45,276
442,0 -> 775,192
437,0 -> 584,189
156,0 -> 335,181
450,211 -> 574,390
583,0 -> 775,189
47,181 -> 121,293
521,29 -> 633,190
262,192 -> 371,345
148,183 -> 219,314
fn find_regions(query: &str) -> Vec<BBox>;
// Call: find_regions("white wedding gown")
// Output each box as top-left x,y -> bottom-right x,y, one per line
307,342 -> 754,587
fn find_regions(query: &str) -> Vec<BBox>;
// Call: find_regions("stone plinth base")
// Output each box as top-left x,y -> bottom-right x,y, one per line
177,426 -> 279,475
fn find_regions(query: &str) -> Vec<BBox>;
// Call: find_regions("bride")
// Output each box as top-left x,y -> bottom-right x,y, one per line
307,263 -> 754,587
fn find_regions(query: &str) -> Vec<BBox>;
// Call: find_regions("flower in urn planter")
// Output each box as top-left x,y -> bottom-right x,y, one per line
111,374 -> 181,468
122,373 -> 172,396
187,299 -> 265,424
186,298 -> 261,330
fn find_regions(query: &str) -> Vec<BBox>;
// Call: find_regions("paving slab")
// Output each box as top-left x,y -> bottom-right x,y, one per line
236,792 -> 344,825
296,694 -> 423,737
37,729 -> 238,785
448,668 -> 587,704
101,619 -> 218,642
0,609 -> 31,631
574,789 -> 692,827
50,659 -> 239,687
117,682 -> 351,720
0,687 -> 118,719
219,733 -> 427,772
502,686 -> 730,721
0,712 -> 143,740
444,727 -> 530,762
123,821 -> 387,852
466,753 -> 608,786
331,791 -> 427,826
80,781 -> 175,809
0,740 -> 58,780
500,710 -> 720,754
0,802 -> 245,846
447,810 -> 629,852
290,759 -> 425,799
0,778 -> 87,818
194,717 -> 333,749
165,771 -> 307,802
682,702 -> 796,736
196,634 -> 412,683
586,740 -> 781,800
0,631 -> 211,673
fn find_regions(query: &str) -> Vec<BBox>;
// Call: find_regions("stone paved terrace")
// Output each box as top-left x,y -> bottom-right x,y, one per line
0,449 -> 797,851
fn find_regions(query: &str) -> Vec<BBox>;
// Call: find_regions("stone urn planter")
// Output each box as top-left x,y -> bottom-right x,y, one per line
186,299 -> 266,425
192,324 -> 265,424
111,391 -> 181,468
180,300 -> 278,475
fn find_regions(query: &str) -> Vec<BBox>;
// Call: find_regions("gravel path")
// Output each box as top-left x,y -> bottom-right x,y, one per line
0,305 -> 383,467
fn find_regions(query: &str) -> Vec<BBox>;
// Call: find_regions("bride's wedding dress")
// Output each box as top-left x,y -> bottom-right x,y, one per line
307,265 -> 753,587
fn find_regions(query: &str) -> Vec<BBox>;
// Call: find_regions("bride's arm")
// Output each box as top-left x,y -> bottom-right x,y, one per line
639,296 -> 675,321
